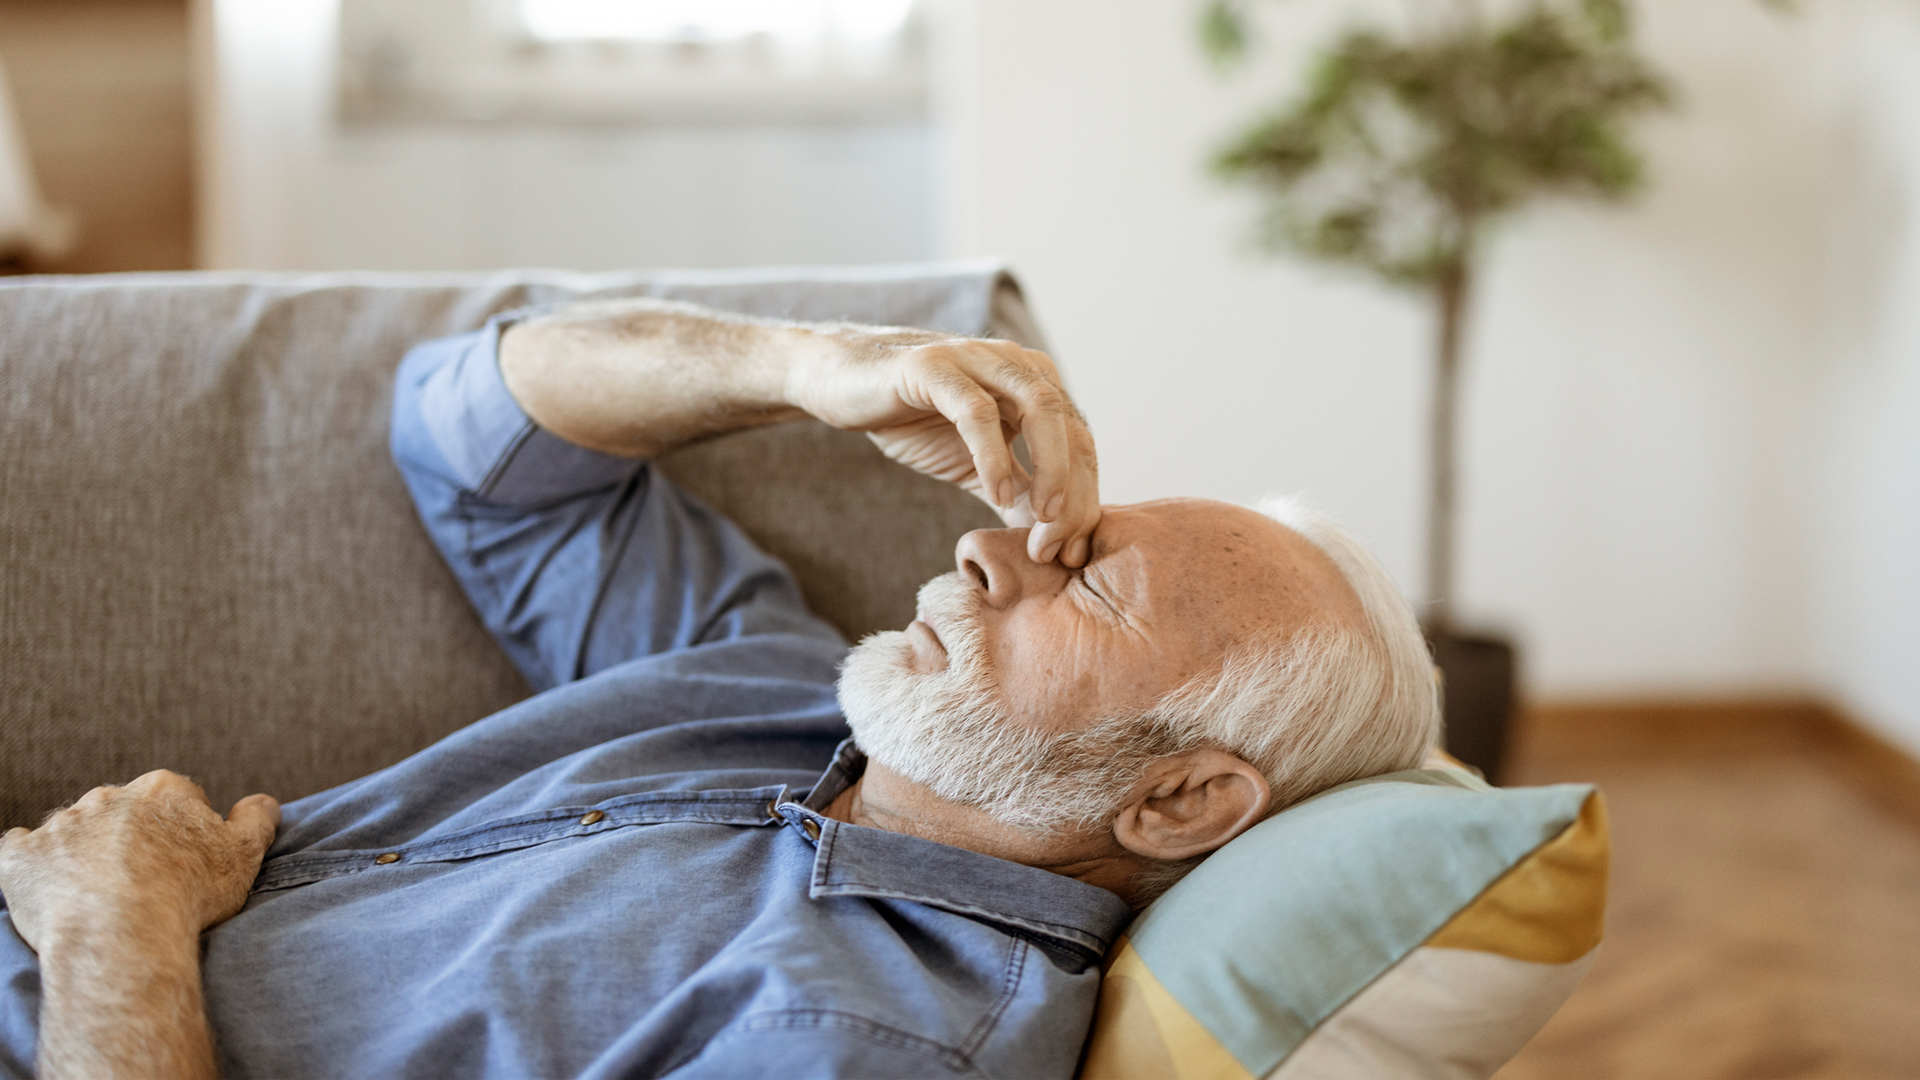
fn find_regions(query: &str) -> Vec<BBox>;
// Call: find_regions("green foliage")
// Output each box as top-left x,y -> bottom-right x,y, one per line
1199,0 -> 1253,67
1209,0 -> 1670,286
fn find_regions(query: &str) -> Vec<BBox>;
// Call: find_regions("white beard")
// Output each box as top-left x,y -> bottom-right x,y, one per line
836,572 -> 1161,832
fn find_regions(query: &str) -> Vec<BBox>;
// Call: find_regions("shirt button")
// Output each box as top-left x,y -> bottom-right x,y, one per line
373,853 -> 400,865
580,810 -> 606,826
802,819 -> 821,841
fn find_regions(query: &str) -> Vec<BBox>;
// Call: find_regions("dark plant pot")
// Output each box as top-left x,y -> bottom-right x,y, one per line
1427,631 -> 1517,784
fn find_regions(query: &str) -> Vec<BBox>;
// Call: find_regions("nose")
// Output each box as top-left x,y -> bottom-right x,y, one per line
955,528 -> 1066,609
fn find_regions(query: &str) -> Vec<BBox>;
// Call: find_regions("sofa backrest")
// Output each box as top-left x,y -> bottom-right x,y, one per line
0,264 -> 1032,826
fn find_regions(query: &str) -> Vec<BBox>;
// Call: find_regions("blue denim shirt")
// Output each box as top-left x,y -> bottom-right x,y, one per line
0,316 -> 1132,1079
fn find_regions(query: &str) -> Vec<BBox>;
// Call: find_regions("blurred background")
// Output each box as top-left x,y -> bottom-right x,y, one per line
2,0 -> 1916,1074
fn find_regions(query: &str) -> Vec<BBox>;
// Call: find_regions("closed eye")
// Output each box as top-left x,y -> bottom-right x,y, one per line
1076,570 -> 1121,616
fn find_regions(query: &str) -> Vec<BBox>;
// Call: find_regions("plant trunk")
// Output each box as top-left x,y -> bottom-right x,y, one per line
1427,257 -> 1470,635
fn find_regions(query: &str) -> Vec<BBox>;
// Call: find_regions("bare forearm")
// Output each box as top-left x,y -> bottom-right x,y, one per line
37,917 -> 216,1080
491,295 -> 1103,563
499,298 -> 914,459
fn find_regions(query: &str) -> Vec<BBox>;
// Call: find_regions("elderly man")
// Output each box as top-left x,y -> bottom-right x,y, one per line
0,299 -> 1437,1079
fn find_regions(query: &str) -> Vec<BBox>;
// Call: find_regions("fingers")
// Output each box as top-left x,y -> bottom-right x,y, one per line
130,768 -> 213,807
0,828 -> 25,871
918,368 -> 1021,511
918,342 -> 1087,525
982,359 -> 1072,519
969,350 -> 1071,518
226,794 -> 281,856
1024,403 -> 1100,565
0,829 -> 23,891
873,336 -> 1097,565
1025,492 -> 1099,566
128,768 -> 178,789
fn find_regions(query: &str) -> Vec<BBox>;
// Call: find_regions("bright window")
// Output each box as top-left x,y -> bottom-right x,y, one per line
516,0 -> 917,45
338,0 -> 929,126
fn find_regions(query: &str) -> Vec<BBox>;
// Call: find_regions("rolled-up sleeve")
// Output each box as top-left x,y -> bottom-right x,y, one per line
389,312 -> 844,692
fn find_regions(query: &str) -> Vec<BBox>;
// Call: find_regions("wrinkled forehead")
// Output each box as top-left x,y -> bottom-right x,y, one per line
1091,498 -> 1364,640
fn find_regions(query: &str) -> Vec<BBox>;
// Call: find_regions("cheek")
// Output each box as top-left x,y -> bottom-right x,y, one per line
984,607 -> 1104,733
988,607 -> 1199,731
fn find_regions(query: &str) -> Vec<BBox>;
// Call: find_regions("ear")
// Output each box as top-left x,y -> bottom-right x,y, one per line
1110,749 -> 1272,862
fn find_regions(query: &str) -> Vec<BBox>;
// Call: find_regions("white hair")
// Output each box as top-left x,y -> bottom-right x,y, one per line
838,494 -> 1440,903
1103,496 -> 1441,898
1177,495 -> 1441,809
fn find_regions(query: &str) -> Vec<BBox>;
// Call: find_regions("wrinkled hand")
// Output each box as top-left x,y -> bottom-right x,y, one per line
0,770 -> 279,953
791,333 -> 1100,566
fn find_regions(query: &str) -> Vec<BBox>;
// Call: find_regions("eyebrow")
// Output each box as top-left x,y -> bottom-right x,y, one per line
1084,529 -> 1117,565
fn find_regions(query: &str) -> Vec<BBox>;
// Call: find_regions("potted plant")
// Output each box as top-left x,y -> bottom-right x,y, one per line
1201,0 -> 1669,780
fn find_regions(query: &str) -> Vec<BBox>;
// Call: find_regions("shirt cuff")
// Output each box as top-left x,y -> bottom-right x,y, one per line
418,308 -> 643,507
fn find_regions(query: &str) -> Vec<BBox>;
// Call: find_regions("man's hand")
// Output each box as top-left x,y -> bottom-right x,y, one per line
500,299 -> 1103,568
788,332 -> 1099,566
0,770 -> 279,952
0,771 -> 278,1080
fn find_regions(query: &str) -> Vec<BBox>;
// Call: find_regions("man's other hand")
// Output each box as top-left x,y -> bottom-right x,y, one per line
0,770 -> 280,954
790,335 -> 1100,567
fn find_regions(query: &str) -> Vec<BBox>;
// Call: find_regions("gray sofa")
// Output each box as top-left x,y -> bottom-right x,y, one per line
0,264 -> 1043,828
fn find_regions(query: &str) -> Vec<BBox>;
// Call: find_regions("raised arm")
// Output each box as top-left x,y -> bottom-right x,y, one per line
0,772 -> 278,1079
498,299 -> 1101,567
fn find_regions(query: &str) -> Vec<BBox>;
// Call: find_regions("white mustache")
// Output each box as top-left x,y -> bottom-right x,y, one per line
843,568 -> 1141,833
914,572 -> 985,655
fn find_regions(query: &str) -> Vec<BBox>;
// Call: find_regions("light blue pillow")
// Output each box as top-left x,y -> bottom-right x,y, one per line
1080,766 -> 1608,1079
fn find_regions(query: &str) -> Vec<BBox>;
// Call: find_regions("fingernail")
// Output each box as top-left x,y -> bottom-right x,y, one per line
1041,541 -> 1063,563
1044,491 -> 1066,521
997,480 -> 1014,508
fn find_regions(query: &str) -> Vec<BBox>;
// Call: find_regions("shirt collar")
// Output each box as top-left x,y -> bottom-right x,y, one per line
786,740 -> 1133,961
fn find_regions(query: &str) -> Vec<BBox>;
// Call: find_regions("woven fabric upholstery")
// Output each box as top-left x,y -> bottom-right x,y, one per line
0,264 -> 1034,827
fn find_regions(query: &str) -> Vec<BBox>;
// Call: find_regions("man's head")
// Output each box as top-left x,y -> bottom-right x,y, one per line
837,495 -> 1439,902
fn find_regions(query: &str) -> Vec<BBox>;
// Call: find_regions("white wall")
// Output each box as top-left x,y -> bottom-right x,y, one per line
195,0 -> 936,271
303,123 -> 933,271
937,0 -> 1920,745
1806,2 -> 1920,757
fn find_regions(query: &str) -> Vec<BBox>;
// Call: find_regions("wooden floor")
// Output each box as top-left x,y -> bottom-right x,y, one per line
1495,704 -> 1920,1080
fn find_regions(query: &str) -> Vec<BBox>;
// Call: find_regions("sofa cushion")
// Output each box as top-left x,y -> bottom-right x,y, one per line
0,264 -> 1029,826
